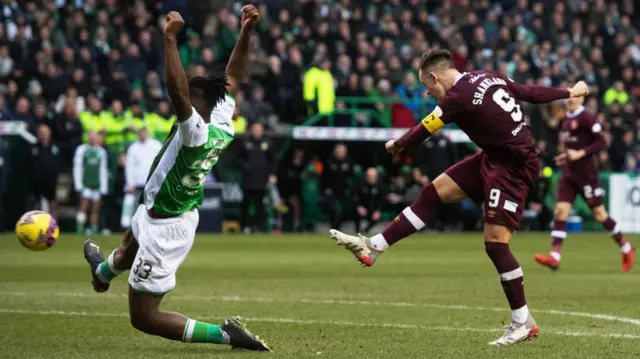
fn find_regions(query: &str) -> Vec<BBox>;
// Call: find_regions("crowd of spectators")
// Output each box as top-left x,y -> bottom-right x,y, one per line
0,0 -> 638,230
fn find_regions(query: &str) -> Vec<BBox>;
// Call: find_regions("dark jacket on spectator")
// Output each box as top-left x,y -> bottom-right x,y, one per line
321,155 -> 352,196
239,136 -> 276,190
353,181 -> 386,213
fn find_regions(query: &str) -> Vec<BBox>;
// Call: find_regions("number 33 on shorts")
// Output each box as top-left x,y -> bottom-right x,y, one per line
132,257 -> 153,282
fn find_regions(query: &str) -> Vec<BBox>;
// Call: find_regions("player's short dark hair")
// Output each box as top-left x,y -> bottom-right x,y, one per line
188,72 -> 229,106
419,49 -> 454,71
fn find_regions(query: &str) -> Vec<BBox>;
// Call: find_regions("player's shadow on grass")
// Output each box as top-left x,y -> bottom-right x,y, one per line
145,345 -> 271,356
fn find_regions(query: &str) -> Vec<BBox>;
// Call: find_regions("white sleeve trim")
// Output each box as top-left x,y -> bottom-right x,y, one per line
179,107 -> 208,148
99,148 -> 108,195
210,96 -> 235,137
72,144 -> 86,192
124,143 -> 137,190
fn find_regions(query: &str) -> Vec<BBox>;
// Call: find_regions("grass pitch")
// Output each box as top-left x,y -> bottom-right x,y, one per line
0,232 -> 638,359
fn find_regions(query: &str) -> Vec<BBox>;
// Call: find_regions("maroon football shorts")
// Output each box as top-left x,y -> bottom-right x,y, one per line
556,170 -> 603,208
445,151 -> 539,230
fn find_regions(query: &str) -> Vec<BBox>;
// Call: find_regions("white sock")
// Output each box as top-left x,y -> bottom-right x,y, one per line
76,212 -> 87,225
369,233 -> 389,251
107,251 -> 123,275
512,305 -> 529,324
621,242 -> 632,254
550,252 -> 561,261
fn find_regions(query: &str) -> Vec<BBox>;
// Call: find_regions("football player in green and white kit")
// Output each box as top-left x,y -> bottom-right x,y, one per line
82,7 -> 270,351
73,131 -> 108,234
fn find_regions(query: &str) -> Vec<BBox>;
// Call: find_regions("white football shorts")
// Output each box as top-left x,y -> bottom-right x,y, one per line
81,188 -> 102,201
129,205 -> 199,295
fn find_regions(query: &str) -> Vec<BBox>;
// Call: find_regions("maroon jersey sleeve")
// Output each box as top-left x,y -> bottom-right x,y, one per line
504,78 -> 570,104
581,113 -> 607,156
395,92 -> 461,148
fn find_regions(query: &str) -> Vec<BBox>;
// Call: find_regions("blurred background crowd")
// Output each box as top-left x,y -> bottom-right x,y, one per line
0,0 -> 638,233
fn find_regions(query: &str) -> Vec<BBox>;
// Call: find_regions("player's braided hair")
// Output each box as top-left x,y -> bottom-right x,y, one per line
188,72 -> 229,106
419,48 -> 454,71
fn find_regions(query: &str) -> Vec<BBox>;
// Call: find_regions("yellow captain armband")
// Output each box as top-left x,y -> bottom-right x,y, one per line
420,106 -> 445,133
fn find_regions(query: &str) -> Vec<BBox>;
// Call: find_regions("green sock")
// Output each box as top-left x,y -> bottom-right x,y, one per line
95,252 -> 122,283
77,224 -> 85,233
182,319 -> 230,344
91,225 -> 99,233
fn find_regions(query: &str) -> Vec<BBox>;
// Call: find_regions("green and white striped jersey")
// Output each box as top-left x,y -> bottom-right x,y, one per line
143,96 -> 235,216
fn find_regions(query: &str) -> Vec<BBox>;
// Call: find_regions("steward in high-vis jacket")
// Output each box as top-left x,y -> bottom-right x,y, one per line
145,100 -> 175,142
102,99 -> 127,154
78,94 -> 105,142
124,102 -> 146,145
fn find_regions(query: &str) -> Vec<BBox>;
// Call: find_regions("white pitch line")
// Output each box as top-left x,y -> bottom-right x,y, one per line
0,308 -> 639,340
2,291 -> 640,326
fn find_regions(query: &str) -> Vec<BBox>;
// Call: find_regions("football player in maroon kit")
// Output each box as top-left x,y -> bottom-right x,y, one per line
534,96 -> 635,272
330,49 -> 589,345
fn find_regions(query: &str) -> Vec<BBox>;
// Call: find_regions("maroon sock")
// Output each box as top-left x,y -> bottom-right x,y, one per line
550,220 -> 567,253
602,217 -> 626,246
485,242 -> 527,311
381,183 -> 441,246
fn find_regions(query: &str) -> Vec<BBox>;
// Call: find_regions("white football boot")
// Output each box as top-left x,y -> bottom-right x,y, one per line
329,229 -> 382,267
489,315 -> 539,345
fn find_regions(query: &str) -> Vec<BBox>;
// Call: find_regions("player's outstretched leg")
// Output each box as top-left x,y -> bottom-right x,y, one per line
129,291 -> 270,351
84,230 -> 138,292
534,202 -> 570,270
486,224 -> 539,345
330,180 -> 445,266
592,206 -> 635,272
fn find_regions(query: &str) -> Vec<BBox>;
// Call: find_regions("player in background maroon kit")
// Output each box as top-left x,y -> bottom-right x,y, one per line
329,49 -> 589,345
534,96 -> 635,271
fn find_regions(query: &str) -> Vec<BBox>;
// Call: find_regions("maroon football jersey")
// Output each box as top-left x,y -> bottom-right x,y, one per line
437,71 -> 545,162
395,70 -> 570,161
559,106 -> 602,175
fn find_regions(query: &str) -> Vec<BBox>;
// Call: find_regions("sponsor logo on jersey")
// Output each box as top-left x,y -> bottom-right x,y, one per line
469,73 -> 486,84
487,210 -> 496,218
511,122 -> 526,136
503,200 -> 518,213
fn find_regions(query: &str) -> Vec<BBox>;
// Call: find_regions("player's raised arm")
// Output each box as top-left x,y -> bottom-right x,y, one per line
163,11 -> 191,122
389,101 -> 453,156
506,78 -> 589,104
225,5 -> 260,97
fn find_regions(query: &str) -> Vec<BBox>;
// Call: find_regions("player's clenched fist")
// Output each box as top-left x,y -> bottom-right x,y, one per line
569,81 -> 589,98
385,140 -> 403,157
164,11 -> 185,36
240,5 -> 260,30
